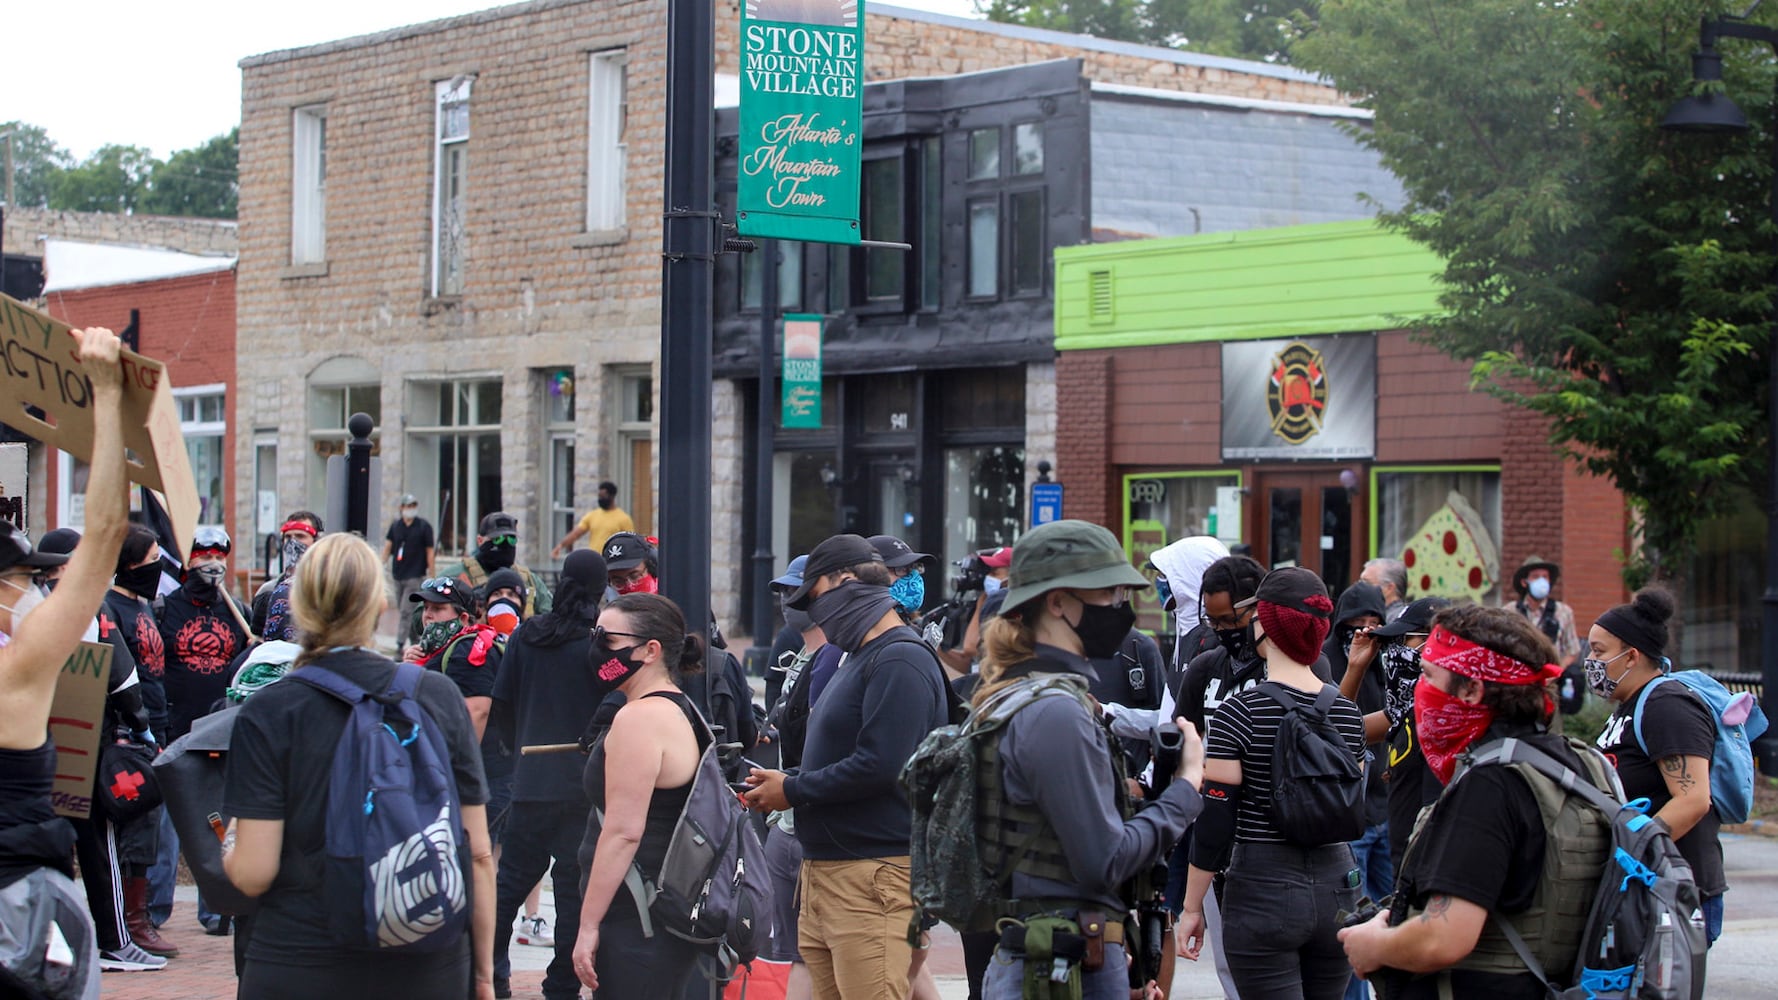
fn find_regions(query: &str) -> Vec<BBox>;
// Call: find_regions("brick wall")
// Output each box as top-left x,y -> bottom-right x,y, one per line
1374,331 -> 1504,463
1558,456 -> 1630,634
1106,342 -> 1222,469
1056,351 -> 1114,528
4,207 -> 237,259
42,268 -> 239,535
1498,398 -> 1567,590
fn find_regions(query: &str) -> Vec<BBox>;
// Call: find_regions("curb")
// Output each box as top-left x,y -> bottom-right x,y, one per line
1723,818 -> 1778,838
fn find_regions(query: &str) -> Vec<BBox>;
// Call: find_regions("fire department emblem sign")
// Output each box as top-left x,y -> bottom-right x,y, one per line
1266,341 -> 1329,445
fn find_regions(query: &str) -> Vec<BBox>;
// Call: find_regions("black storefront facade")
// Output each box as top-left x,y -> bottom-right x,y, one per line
714,59 -> 1088,625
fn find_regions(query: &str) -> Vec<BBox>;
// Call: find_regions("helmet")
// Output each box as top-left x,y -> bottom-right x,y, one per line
191,526 -> 232,556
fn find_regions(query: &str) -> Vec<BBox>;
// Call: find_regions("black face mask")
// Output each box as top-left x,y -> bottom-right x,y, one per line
808,580 -> 898,652
116,562 -> 162,600
597,495 -> 614,510
1070,598 -> 1136,660
1215,620 -> 1258,664
478,541 -> 517,571
783,604 -> 814,634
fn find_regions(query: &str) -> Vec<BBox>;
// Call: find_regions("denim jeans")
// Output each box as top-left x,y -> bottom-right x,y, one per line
1221,841 -> 1360,1000
1343,823 -> 1391,1000
1703,893 -> 1723,945
147,808 -> 177,926
982,942 -> 1131,1000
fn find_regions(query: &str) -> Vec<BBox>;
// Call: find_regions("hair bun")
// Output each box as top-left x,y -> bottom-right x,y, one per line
1632,587 -> 1676,625
679,633 -> 705,668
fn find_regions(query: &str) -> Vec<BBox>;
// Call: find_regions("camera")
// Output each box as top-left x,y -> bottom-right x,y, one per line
949,550 -> 991,595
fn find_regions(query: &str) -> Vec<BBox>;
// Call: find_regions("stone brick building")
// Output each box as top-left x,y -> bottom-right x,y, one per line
234,0 -> 1363,634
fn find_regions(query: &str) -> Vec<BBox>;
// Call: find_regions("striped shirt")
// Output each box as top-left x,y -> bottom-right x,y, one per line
1206,683 -> 1368,845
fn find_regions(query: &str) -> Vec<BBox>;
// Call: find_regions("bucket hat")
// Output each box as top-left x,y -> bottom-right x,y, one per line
1001,520 -> 1149,614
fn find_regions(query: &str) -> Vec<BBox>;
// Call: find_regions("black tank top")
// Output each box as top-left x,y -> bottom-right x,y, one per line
579,690 -> 708,917
0,740 -> 76,885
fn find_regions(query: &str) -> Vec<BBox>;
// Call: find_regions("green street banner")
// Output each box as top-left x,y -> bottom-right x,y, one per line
738,0 -> 863,244
782,313 -> 824,429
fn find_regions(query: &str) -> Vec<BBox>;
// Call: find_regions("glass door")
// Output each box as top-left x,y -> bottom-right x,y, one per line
1253,469 -> 1361,596
867,456 -> 919,540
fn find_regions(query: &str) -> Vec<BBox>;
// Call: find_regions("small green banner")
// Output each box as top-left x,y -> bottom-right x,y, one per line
782,313 -> 824,429
737,1 -> 864,245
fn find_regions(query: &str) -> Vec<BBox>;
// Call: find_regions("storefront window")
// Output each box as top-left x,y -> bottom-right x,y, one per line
406,378 -> 503,555
773,450 -> 836,570
943,446 -> 1024,570
177,388 -> 227,528
1124,473 -> 1243,636
307,377 -> 382,514
1373,467 -> 1502,605
1680,492 -> 1761,674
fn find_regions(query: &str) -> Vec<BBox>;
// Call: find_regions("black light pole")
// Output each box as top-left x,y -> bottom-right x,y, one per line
1663,12 -> 1778,771
345,412 -> 374,537
747,240 -> 780,674
659,0 -> 716,648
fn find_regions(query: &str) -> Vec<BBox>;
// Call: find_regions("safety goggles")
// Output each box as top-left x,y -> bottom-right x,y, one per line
192,526 -> 231,550
485,534 -> 518,547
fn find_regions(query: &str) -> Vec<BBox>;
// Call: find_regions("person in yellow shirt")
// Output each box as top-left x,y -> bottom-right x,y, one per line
551,481 -> 635,559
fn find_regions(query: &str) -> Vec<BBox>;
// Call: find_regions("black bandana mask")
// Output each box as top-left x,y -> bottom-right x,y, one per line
808,580 -> 898,652
117,562 -> 162,600
478,541 -> 517,571
1214,621 -> 1258,664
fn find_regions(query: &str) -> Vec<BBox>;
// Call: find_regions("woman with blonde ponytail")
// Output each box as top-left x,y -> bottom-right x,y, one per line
222,533 -> 498,999
970,520 -> 1204,1000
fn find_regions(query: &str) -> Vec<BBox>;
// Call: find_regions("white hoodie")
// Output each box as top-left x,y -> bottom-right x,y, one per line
1103,536 -> 1230,746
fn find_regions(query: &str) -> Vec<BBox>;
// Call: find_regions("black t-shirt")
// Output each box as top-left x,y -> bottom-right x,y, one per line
1388,732 -> 1578,1000
104,591 -> 167,738
222,649 -> 488,964
1596,680 -> 1725,895
492,624 -> 608,802
1176,648 -> 1265,738
438,632 -> 511,781
385,518 -> 435,581
156,588 -> 250,742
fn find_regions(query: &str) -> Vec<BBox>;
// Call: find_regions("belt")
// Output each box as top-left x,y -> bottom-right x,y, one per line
997,915 -> 1126,952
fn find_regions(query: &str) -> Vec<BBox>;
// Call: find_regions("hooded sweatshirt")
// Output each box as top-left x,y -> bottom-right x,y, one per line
1323,581 -> 1389,826
1148,536 -> 1230,673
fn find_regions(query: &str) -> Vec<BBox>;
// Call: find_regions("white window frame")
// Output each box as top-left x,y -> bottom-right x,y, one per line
175,384 -> 228,530
587,50 -> 629,232
291,105 -> 327,265
432,77 -> 473,296
543,369 -> 577,568
405,375 -> 503,557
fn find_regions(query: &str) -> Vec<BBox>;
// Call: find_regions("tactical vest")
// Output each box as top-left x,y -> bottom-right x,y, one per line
458,558 -> 537,617
976,667 -> 1133,899
1399,735 -> 1613,988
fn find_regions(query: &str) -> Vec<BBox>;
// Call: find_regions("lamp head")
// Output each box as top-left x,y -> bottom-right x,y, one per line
1662,45 -> 1749,134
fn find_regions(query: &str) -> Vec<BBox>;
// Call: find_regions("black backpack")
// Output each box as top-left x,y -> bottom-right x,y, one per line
1259,682 -> 1365,846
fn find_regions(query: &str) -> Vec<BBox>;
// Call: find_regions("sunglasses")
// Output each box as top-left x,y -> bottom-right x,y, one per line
590,624 -> 648,648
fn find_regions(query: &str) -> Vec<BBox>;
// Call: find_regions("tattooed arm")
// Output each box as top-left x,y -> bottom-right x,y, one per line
1655,755 -> 1713,840
1338,893 -> 1489,976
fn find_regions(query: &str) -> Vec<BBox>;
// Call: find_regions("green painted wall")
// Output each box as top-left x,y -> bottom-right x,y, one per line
1054,219 -> 1448,351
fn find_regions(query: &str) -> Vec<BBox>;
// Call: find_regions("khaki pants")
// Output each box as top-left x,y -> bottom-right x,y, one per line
797,856 -> 914,1000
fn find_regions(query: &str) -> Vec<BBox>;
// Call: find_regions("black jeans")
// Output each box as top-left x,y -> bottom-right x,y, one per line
1221,841 -> 1359,1000
594,910 -> 699,999
494,799 -> 589,999
238,945 -> 468,999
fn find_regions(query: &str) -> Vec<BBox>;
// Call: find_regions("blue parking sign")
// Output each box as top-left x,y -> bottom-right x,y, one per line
1031,482 -> 1064,526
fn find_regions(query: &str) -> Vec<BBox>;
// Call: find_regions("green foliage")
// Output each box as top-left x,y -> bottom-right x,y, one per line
1295,0 -> 1774,584
140,129 -> 238,219
50,144 -> 158,214
978,0 -> 1319,61
0,122 -> 74,209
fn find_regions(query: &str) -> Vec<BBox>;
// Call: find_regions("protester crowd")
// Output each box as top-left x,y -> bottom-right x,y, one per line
0,327 -> 1758,1000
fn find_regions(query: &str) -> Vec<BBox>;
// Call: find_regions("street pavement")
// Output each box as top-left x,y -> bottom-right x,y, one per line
85,830 -> 1778,998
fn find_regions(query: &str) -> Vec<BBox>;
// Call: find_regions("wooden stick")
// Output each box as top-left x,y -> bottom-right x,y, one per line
520,743 -> 583,756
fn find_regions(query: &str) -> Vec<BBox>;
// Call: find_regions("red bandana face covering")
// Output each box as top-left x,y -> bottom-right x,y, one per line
615,574 -> 659,596
1413,675 -> 1496,785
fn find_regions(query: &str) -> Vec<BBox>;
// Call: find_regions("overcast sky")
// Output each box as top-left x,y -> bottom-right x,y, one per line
7,0 -> 979,161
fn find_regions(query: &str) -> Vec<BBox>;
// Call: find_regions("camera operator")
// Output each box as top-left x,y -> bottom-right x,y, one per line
931,547 -> 1010,678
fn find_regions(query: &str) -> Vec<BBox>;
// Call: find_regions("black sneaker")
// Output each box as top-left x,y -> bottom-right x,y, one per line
493,977 -> 512,999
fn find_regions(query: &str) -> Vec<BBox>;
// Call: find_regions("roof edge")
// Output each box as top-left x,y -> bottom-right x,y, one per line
240,0 -> 591,68
1090,81 -> 1370,120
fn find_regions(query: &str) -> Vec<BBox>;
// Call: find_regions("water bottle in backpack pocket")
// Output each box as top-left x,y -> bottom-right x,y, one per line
289,662 -> 470,952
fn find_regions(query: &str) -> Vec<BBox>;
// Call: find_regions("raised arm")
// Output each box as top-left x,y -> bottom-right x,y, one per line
0,327 -> 130,747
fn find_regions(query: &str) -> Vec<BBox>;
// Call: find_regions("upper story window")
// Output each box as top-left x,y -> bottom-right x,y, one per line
862,155 -> 905,302
830,139 -> 941,314
741,241 -> 804,311
966,121 -> 1048,301
432,77 -> 472,296
588,50 -> 628,233
291,106 -> 327,265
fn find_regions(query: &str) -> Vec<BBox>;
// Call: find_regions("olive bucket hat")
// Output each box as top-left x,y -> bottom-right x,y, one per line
1001,519 -> 1150,614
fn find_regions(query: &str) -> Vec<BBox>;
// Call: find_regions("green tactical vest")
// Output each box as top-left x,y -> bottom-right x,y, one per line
1399,735 -> 1614,990
976,666 -> 1133,901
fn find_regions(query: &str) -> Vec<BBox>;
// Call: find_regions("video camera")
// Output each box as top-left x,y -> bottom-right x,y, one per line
917,549 -> 1000,652
949,550 -> 992,595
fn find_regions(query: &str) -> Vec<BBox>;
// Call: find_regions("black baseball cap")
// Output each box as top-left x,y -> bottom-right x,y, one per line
784,534 -> 882,610
602,532 -> 654,572
1236,565 -> 1332,617
411,575 -> 473,613
867,534 -> 936,573
478,511 -> 519,537
0,523 -> 69,574
1371,596 -> 1453,639
37,528 -> 83,557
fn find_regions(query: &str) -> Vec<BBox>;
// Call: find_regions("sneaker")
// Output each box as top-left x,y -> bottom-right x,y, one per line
515,914 -> 554,947
99,943 -> 167,972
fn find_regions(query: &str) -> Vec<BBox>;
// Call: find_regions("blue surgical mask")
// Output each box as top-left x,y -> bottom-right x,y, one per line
1528,577 -> 1551,601
890,572 -> 926,612
983,576 -> 1005,595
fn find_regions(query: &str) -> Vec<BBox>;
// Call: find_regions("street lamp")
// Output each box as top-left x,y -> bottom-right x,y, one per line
1663,9 -> 1778,772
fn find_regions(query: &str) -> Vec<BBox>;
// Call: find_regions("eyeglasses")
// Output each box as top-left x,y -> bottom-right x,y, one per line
590,624 -> 647,648
1200,607 -> 1254,631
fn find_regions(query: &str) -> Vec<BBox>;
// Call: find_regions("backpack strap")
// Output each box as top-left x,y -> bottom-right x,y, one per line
1629,674 -> 1672,759
1256,681 -> 1337,717
592,803 -> 661,940
286,664 -> 370,705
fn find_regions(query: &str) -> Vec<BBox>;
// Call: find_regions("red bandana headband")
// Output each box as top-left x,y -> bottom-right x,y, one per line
280,520 -> 317,537
1421,626 -> 1563,686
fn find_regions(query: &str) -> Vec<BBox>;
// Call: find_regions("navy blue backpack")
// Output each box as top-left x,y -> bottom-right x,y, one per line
290,661 -> 470,951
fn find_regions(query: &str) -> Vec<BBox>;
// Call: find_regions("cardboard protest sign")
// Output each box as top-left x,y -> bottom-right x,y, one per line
48,641 -> 115,819
0,293 -> 198,557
